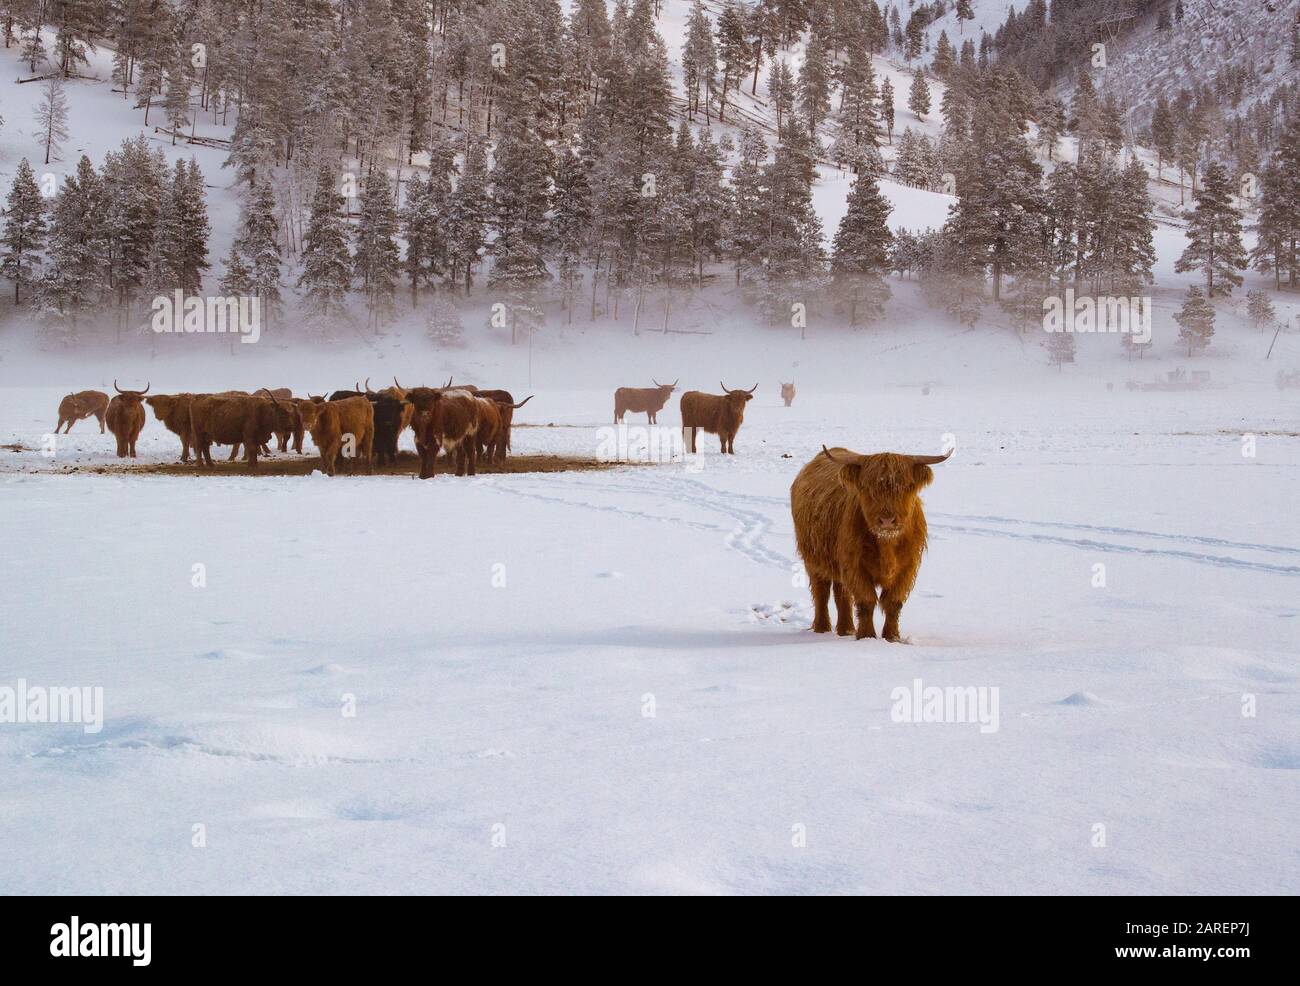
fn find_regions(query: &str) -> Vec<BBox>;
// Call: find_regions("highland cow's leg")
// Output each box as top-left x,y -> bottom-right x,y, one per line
853,589 -> 878,640
228,443 -> 241,461
810,575 -> 833,634
879,592 -> 904,642
832,582 -> 855,636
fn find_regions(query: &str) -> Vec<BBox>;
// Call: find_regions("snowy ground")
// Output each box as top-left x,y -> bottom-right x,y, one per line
2,376 -> 1298,894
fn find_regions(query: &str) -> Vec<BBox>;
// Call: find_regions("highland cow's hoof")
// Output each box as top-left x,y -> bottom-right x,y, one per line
812,619 -> 832,634
835,624 -> 854,637
855,626 -> 877,641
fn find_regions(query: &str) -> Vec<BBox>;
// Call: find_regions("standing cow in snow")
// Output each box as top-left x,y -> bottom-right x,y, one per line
780,382 -> 796,407
105,382 -> 149,458
614,379 -> 678,424
680,382 -> 756,454
55,390 -> 109,434
790,445 -> 951,642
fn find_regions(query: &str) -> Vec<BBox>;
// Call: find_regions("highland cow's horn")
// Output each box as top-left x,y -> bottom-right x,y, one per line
905,449 -> 953,465
393,377 -> 403,390
364,377 -> 373,393
261,387 -> 283,407
652,378 -> 662,387
355,381 -> 362,393
444,376 -> 453,388
745,383 -> 758,393
672,378 -> 679,387
114,380 -> 124,394
720,381 -> 729,393
820,445 -> 865,465
511,395 -> 534,409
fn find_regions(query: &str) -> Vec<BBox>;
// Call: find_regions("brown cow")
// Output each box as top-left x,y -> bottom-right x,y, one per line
145,394 -> 196,461
402,384 -> 473,458
414,390 -> 481,478
298,396 -> 374,476
189,394 -> 281,471
614,379 -> 677,424
680,382 -> 756,454
56,390 -> 109,434
477,393 -> 532,462
105,381 -> 149,458
474,397 -> 504,463
790,445 -> 951,642
229,394 -> 303,459
781,382 -> 796,407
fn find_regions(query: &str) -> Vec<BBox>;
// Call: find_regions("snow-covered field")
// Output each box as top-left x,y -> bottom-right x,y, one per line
2,369 -> 1298,894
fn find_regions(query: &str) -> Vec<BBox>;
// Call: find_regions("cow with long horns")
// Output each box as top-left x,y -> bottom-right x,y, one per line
105,381 -> 150,458
614,379 -> 678,424
790,445 -> 952,642
679,382 -> 756,454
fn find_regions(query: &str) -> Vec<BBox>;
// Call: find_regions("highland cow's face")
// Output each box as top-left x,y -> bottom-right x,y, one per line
836,454 -> 934,541
145,395 -> 175,420
298,401 -> 321,429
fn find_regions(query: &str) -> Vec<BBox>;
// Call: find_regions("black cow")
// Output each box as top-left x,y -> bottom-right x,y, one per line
329,380 -> 403,465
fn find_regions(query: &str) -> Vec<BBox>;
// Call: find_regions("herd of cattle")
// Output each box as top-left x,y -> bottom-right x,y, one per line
53,378 -> 800,473
56,379 -> 532,477
53,377 -> 949,641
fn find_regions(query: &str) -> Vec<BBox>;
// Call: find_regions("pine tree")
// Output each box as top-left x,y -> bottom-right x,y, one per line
797,18 -> 831,135
426,295 -> 465,347
908,69 -> 931,120
683,0 -> 716,123
1151,95 -> 1176,180
1111,158 -> 1157,293
1036,94 -> 1066,161
956,0 -> 974,34
297,166 -> 352,317
1249,123 -> 1299,289
933,31 -> 956,79
947,99 -> 1046,301
36,154 -> 106,337
488,109 -> 553,344
903,14 -> 923,62
171,159 -> 210,296
1246,289 -> 1276,330
728,126 -> 767,286
1174,284 -> 1215,354
756,124 -> 826,326
34,74 -> 70,165
767,58 -> 795,140
714,0 -> 750,124
218,244 -> 253,298
448,137 -> 489,293
237,180 -> 282,326
354,168 -> 401,331
553,145 -> 593,321
879,76 -> 895,144
100,136 -> 165,314
1046,328 -> 1076,368
1174,161 -> 1247,296
831,168 -> 893,326
162,51 -> 191,143
1,158 -> 48,304
401,173 -> 441,304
